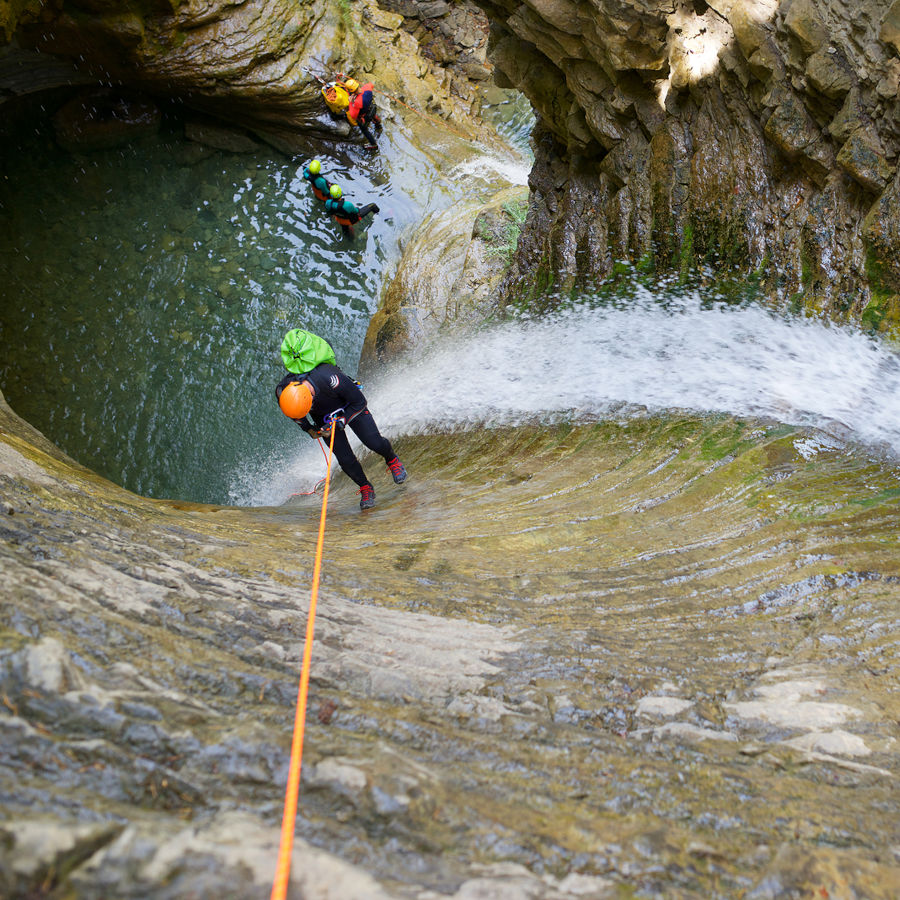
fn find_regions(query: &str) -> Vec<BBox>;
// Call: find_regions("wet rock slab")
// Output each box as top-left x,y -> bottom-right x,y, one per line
2,399 -> 900,896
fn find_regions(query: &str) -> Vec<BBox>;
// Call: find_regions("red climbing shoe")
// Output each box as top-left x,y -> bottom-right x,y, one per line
358,484 -> 375,509
386,457 -> 407,484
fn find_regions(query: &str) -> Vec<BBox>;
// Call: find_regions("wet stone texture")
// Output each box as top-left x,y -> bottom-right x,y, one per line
2,393 -> 899,897
4,0 -> 505,155
481,0 -> 900,329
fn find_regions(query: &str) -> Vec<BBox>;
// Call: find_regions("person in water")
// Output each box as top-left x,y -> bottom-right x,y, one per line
324,183 -> 379,238
344,79 -> 381,149
276,353 -> 407,510
301,159 -> 334,202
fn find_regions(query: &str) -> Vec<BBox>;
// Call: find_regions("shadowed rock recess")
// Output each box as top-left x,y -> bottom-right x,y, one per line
478,0 -> 900,324
2,0 -> 501,151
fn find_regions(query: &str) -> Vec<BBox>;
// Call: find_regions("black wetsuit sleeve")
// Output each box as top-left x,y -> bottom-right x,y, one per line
342,200 -> 362,223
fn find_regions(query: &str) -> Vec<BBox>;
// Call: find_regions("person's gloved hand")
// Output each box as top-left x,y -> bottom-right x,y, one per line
371,204 -> 380,214
330,415 -> 346,431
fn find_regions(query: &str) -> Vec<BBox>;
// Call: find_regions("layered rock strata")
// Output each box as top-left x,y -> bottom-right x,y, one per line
2,0 -> 501,151
479,0 -> 900,326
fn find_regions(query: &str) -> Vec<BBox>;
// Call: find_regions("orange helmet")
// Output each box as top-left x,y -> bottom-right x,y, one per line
279,381 -> 313,418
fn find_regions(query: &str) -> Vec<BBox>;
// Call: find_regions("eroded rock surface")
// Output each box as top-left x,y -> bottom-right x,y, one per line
479,0 -> 900,325
3,0 -> 502,150
3,391 -> 900,897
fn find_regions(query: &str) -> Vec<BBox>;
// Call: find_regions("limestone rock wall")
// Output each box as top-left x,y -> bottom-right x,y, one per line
360,185 -> 529,374
3,0 -> 500,150
479,0 -> 900,325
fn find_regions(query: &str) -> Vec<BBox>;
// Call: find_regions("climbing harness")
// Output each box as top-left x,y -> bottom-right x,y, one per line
324,408 -> 346,429
270,424 -> 337,900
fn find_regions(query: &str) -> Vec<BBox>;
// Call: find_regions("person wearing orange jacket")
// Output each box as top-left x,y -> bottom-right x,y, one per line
301,159 -> 334,202
325,183 -> 379,238
345,80 -> 382,148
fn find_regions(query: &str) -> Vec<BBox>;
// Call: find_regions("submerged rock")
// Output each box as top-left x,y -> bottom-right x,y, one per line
53,89 -> 161,152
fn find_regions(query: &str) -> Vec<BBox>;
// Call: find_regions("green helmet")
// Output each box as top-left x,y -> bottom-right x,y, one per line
309,159 -> 321,175
329,183 -> 342,199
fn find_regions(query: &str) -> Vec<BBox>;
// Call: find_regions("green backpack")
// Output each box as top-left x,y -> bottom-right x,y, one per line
280,329 -> 337,374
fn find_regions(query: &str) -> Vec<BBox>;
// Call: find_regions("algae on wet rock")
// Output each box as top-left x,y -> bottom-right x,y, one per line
480,0 -> 900,326
3,377 -> 900,897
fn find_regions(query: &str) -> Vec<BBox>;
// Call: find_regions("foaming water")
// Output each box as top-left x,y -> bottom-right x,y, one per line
452,155 -> 531,187
377,294 -> 900,446
478,85 -> 535,160
236,292 -> 900,505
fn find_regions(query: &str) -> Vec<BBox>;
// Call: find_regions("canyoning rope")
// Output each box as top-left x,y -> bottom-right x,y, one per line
270,424 -> 337,900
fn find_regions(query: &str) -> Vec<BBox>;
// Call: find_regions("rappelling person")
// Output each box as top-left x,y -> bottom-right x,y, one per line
344,78 -> 381,149
301,159 -> 334,202
275,332 -> 407,510
325,183 -> 379,239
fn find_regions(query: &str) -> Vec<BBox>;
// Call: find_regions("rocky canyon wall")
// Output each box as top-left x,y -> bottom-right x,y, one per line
4,0 -> 899,327
1,0 -> 498,151
479,0 -> 900,327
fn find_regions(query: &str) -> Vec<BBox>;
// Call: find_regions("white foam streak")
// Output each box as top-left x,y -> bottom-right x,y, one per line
372,296 -> 900,453
236,296 -> 900,506
452,155 -> 530,187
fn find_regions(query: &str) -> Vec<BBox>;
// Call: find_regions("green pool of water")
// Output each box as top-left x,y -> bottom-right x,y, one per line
0,109 -> 448,502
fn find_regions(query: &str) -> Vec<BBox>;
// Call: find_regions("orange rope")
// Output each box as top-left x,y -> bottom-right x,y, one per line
270,424 -> 337,900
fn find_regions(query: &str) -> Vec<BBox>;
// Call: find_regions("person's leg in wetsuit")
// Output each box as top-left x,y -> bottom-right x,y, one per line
347,409 -> 396,463
329,426 -> 370,488
356,203 -> 379,220
348,409 -> 407,484
357,119 -> 377,149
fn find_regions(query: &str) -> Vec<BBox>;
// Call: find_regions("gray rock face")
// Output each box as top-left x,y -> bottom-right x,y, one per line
4,0 -> 897,324
479,0 -> 900,325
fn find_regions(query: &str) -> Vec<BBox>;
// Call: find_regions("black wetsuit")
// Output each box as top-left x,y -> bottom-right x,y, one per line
275,364 -> 396,488
348,85 -> 381,147
348,109 -> 377,147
